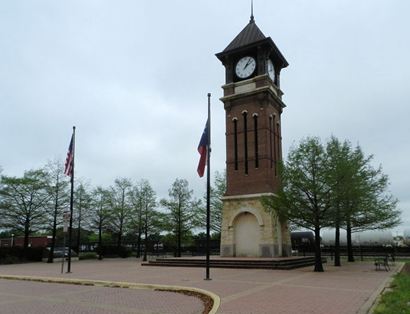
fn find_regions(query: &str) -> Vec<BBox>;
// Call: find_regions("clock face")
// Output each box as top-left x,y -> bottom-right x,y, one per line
235,56 -> 256,79
267,59 -> 275,81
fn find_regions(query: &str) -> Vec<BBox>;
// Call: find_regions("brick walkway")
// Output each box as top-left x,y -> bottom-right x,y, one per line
0,258 -> 400,314
0,278 -> 203,314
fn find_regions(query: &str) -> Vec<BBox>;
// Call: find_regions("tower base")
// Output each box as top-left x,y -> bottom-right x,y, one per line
220,193 -> 291,258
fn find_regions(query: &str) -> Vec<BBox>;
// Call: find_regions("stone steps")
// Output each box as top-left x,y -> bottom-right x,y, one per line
141,256 -> 326,270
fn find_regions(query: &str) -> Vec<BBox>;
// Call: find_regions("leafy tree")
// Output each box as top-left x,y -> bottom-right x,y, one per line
340,145 -> 400,261
263,137 -> 331,272
0,170 -> 51,248
160,178 -> 200,257
107,178 -> 132,248
129,179 -> 162,261
129,183 -> 144,258
195,171 -> 226,234
264,136 -> 401,271
74,182 -> 93,252
43,160 -> 70,263
325,138 -> 400,262
325,137 -> 353,266
88,186 -> 112,259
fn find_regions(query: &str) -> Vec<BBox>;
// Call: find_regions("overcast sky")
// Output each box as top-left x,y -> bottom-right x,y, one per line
1,1 -> 409,233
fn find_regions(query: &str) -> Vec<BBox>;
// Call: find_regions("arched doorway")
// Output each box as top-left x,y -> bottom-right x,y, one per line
234,212 -> 259,257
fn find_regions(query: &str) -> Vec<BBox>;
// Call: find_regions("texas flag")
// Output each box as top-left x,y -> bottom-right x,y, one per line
197,121 -> 209,177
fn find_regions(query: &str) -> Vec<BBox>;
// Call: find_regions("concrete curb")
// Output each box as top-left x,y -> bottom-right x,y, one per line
357,262 -> 405,314
0,274 -> 221,314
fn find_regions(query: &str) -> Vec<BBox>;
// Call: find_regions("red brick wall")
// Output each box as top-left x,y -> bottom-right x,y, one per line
223,89 -> 283,196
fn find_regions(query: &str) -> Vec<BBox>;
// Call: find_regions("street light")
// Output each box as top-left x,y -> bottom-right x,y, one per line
11,234 -> 14,247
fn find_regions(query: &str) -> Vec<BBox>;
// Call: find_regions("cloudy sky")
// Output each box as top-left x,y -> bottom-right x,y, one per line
1,1 -> 409,233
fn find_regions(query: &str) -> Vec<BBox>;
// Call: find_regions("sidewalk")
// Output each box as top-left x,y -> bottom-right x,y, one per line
0,258 -> 401,314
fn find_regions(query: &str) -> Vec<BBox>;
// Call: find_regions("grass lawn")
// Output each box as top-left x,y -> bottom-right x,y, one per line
373,263 -> 410,314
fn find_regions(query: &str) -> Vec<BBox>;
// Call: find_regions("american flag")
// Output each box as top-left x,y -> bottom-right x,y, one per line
64,134 -> 74,177
197,120 -> 209,177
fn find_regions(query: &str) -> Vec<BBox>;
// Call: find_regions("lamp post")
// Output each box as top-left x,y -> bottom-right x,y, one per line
11,234 -> 14,247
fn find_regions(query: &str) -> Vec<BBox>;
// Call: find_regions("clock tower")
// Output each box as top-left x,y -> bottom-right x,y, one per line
216,15 -> 291,257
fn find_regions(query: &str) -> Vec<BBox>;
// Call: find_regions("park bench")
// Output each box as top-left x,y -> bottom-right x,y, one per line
374,256 -> 390,271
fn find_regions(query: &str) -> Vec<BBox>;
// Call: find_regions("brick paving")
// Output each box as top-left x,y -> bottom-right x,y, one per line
0,258 -> 400,314
0,278 -> 204,314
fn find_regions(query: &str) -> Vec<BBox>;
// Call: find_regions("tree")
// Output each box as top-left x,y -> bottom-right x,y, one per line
325,138 -> 400,263
195,171 -> 226,234
89,186 -> 111,259
0,170 -> 51,248
43,160 -> 70,263
160,178 -> 200,257
74,182 -> 92,253
263,137 -> 332,272
325,137 -> 353,266
340,145 -> 400,262
107,178 -> 132,248
129,183 -> 144,258
129,179 -> 162,261
264,136 -> 401,270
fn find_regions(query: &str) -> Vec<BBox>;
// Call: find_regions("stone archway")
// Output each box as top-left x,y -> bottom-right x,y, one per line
233,212 -> 259,257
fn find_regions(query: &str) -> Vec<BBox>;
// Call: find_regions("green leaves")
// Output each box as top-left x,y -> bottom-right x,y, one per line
263,136 -> 401,271
196,171 -> 226,234
264,136 -> 401,233
160,178 -> 200,256
264,137 -> 331,231
0,169 -> 52,247
325,137 -> 401,232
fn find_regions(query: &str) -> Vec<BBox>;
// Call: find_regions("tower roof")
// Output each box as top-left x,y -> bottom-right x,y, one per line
222,18 -> 266,53
216,18 -> 288,68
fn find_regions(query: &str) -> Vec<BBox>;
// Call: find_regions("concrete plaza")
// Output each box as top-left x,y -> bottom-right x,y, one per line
0,258 -> 401,313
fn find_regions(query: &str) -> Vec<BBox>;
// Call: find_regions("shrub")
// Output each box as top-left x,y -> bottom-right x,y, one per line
0,247 -> 43,264
79,252 -> 97,260
96,245 -> 132,258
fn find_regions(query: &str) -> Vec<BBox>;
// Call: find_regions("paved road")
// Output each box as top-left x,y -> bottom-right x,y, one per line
0,258 -> 400,314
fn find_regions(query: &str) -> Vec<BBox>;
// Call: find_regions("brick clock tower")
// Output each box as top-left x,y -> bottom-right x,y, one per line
216,15 -> 291,257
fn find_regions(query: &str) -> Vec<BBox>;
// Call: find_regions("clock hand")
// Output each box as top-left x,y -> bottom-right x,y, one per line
244,58 -> 252,69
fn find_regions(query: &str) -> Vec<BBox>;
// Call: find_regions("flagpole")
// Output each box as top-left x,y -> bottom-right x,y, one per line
205,93 -> 211,280
67,126 -> 76,273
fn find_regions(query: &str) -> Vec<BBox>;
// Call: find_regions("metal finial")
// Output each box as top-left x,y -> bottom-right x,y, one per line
250,0 -> 254,23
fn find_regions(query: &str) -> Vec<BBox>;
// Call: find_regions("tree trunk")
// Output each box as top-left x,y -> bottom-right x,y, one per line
117,230 -> 122,249
136,228 -> 141,258
76,205 -> 81,253
177,220 -> 181,258
346,219 -> 354,262
334,204 -> 341,266
48,203 -> 58,263
334,225 -> 341,266
136,201 -> 142,258
314,226 -> 324,272
48,175 -> 60,263
24,218 -> 30,249
143,224 -> 148,262
98,218 -> 103,260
